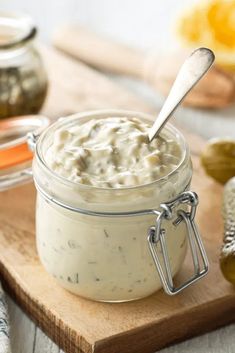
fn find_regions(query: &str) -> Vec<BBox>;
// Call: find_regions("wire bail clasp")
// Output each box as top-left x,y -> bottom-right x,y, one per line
27,130 -> 40,152
148,191 -> 209,295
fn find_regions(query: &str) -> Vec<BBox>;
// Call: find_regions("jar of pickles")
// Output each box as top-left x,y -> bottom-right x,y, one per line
0,13 -> 48,119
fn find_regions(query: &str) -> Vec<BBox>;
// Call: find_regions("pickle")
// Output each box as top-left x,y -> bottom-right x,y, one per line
0,66 -> 47,119
201,138 -> 235,184
220,177 -> 235,284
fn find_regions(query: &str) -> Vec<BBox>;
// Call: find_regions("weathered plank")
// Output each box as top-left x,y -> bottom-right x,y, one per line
7,296 -> 36,353
34,328 -> 60,353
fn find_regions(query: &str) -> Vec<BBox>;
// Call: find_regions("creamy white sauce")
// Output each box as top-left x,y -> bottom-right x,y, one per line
36,200 -> 187,302
35,114 -> 191,302
46,117 -> 182,187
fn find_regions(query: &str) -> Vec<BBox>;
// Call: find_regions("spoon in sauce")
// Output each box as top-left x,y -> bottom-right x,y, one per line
148,47 -> 215,142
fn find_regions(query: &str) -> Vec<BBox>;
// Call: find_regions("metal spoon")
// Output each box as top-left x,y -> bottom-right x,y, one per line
148,47 -> 215,142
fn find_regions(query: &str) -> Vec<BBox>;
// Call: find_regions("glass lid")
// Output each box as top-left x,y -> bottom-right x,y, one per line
0,13 -> 36,49
0,114 -> 49,191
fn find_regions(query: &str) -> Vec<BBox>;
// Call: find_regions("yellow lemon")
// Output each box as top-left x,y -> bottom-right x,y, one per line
177,0 -> 235,70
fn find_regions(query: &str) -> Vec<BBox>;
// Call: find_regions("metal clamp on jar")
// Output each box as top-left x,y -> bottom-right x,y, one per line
31,109 -> 209,302
148,191 -> 208,295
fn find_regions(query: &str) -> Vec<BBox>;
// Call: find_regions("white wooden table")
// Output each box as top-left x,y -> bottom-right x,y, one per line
1,0 -> 235,351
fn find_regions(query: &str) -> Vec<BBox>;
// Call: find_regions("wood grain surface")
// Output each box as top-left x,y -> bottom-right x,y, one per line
0,46 -> 235,353
53,25 -> 235,109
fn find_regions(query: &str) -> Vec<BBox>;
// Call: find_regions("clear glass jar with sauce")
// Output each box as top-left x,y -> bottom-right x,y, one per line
0,13 -> 47,119
32,110 -> 209,302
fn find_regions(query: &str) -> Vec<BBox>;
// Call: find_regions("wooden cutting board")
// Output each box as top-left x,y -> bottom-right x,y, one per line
0,46 -> 235,353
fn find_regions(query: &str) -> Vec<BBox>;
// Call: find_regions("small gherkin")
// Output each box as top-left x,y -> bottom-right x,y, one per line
201,138 -> 235,184
220,177 -> 235,284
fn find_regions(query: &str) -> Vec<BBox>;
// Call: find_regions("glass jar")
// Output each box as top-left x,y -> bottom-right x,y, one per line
0,114 -> 49,191
32,109 -> 209,302
0,13 -> 48,119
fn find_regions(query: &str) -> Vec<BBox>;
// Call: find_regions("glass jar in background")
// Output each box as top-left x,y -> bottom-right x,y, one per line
0,13 -> 48,119
32,109 -> 209,302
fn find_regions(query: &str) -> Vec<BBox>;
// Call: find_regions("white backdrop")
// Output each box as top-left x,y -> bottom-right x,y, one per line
1,0 -> 195,48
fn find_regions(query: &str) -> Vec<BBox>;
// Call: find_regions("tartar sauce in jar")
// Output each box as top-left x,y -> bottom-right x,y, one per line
46,117 -> 182,188
33,110 -> 193,302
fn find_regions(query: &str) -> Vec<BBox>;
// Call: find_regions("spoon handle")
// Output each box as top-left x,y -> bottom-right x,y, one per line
148,47 -> 215,142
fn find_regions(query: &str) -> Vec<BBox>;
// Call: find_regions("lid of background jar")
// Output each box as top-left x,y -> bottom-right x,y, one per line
0,115 -> 49,191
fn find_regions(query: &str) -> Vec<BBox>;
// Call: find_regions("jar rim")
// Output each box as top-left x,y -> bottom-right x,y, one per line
0,12 -> 36,50
35,109 -> 190,192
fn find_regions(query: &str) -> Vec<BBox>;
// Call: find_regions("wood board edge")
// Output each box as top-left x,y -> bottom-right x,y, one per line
0,264 -> 92,353
93,295 -> 235,353
1,260 -> 235,353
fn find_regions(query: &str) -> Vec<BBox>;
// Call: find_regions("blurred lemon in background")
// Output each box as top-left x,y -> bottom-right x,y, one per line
177,0 -> 235,70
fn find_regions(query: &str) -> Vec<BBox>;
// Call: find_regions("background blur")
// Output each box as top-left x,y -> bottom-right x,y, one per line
1,0 -> 195,48
2,0 -> 235,139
